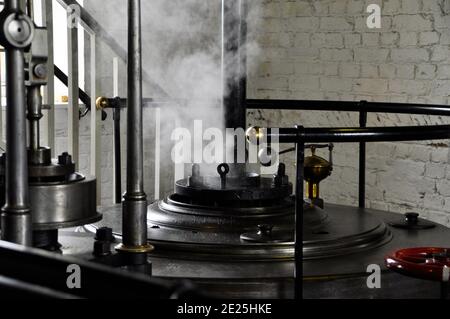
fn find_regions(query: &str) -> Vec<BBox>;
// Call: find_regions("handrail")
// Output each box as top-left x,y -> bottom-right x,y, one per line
56,0 -> 169,99
246,99 -> 450,116
251,125 -> 450,144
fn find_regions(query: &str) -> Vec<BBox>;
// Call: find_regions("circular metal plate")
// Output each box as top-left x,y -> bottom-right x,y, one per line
91,203 -> 391,261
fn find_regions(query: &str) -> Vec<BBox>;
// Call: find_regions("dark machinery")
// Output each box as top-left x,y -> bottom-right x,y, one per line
0,2 -> 99,251
1,0 -> 450,300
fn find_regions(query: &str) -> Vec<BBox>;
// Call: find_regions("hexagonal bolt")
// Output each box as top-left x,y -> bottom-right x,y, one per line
58,152 -> 72,165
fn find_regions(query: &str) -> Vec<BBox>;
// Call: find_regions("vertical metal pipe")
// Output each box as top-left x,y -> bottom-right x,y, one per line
222,0 -> 246,130
294,126 -> 304,300
121,0 -> 148,249
67,6 -> 79,168
1,0 -> 32,246
358,101 -> 367,209
89,33 -> 101,205
112,58 -> 122,204
113,106 -> 121,204
42,0 -> 55,156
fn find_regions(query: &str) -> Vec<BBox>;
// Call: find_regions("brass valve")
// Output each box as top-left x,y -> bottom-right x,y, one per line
95,96 -> 109,110
304,144 -> 333,205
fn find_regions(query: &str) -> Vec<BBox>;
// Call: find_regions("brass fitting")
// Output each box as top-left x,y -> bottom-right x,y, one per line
95,96 -> 109,110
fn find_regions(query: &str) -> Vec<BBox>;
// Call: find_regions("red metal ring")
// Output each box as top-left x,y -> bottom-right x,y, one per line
385,247 -> 450,282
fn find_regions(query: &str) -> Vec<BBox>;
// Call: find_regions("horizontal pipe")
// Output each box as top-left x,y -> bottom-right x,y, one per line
246,99 -> 450,116
249,125 -> 450,144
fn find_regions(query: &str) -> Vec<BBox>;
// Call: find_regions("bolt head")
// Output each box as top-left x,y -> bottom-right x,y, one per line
33,64 -> 48,79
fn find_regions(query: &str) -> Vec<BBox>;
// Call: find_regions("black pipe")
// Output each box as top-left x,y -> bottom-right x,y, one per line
222,0 -> 246,130
246,99 -> 450,116
113,107 -> 121,204
249,125 -> 450,144
294,128 -> 304,300
359,101 -> 367,209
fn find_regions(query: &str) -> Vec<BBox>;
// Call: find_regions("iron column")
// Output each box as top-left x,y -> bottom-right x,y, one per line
116,0 -> 153,268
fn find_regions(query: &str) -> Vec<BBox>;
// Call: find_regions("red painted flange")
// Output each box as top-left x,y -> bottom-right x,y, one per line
385,247 -> 450,282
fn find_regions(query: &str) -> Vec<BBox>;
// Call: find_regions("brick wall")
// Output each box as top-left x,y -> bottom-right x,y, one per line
247,0 -> 450,226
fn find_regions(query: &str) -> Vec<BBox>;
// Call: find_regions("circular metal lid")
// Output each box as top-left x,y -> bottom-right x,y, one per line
92,203 -> 391,261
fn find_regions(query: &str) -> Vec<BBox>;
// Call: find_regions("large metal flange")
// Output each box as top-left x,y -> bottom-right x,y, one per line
0,11 -> 34,49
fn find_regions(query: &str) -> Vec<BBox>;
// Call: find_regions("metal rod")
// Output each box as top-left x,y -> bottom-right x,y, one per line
67,8 -> 79,168
42,0 -> 55,156
89,33 -> 101,205
1,0 -> 32,246
251,125 -> 450,144
294,127 -> 304,300
27,85 -> 42,152
246,99 -> 450,117
359,101 -> 367,209
121,0 -> 149,251
113,106 -> 121,204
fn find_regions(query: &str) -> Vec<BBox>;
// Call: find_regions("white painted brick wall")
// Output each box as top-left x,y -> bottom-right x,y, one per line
247,0 -> 450,227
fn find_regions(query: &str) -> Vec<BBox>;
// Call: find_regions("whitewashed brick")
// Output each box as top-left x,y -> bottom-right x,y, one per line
433,80 -> 450,96
329,1 -> 348,14
323,63 -> 339,76
287,17 -> 319,31
354,48 -> 389,62
384,0 -> 401,14
311,33 -> 344,48
419,32 -> 440,46
290,76 -> 320,91
391,48 -> 429,62
416,64 -> 436,79
426,162 -> 447,178
437,65 -> 450,79
293,1 -> 314,16
362,33 -> 379,47
431,46 -> 450,62
344,33 -> 361,47
294,33 -> 310,47
399,32 -> 418,47
340,63 -> 360,78
320,48 -> 353,61
354,79 -> 388,93
393,15 -> 433,32
379,64 -> 396,79
245,0 -> 450,223
381,32 -> 399,46
389,80 -> 429,95
400,0 -> 422,13
320,77 -> 353,92
347,0 -> 365,14
320,17 -> 353,31
396,64 -> 415,79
